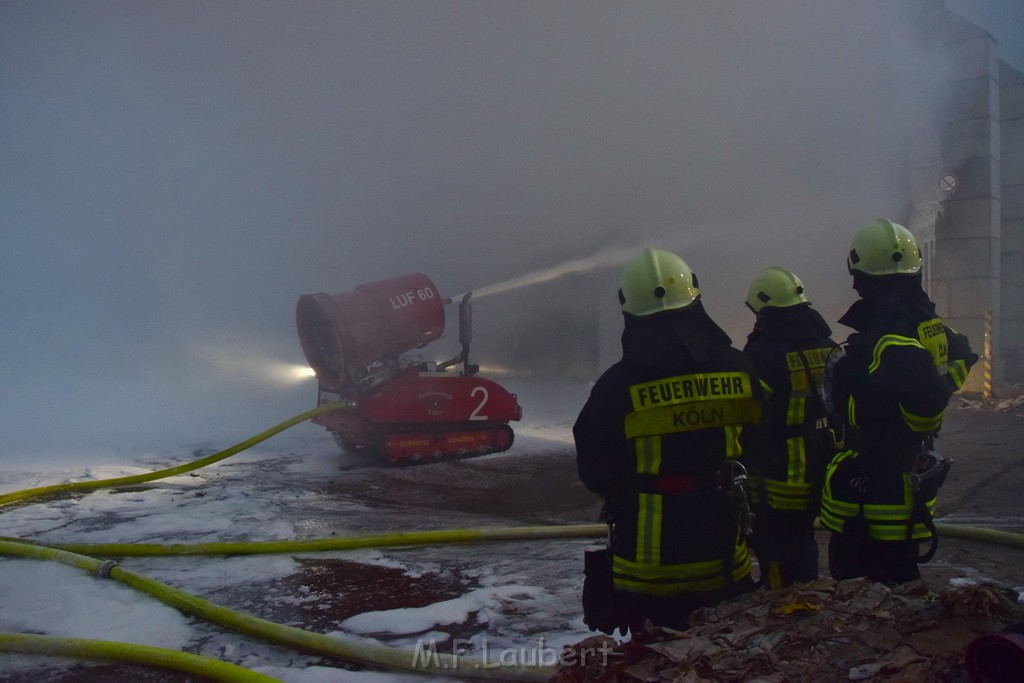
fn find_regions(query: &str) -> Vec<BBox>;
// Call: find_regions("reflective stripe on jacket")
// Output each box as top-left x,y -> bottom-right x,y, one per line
822,298 -> 975,540
743,337 -> 836,512
575,348 -> 764,597
819,448 -> 937,541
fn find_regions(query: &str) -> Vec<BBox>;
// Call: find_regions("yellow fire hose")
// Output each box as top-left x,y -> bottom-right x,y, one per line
0,538 -> 553,681
2,522 -> 1020,681
0,631 -> 280,683
0,402 -> 565,681
0,400 -> 352,510
0,523 -> 607,557
3,522 -> 1014,557
2,403 -> 1022,681
2,523 -> 1018,682
933,522 -> 1024,550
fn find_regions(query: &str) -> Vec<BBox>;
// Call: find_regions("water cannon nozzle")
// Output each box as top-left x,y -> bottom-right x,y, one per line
444,291 -> 473,305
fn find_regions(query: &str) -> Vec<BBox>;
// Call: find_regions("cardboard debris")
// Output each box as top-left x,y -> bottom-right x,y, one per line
552,579 -> 1024,682
952,383 -> 1024,414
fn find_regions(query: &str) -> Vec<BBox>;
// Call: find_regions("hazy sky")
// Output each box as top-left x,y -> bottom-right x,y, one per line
1,1 -> 963,456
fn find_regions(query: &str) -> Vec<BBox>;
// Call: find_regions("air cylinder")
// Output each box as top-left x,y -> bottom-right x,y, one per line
296,273 -> 445,389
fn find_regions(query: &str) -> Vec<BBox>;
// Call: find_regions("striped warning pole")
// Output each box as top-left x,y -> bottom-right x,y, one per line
983,308 -> 992,399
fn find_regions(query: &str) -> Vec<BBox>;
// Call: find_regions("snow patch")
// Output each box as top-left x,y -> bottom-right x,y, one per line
339,585 -> 547,635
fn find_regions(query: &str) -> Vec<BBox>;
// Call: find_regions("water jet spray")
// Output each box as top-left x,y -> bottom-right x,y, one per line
446,245 -> 637,303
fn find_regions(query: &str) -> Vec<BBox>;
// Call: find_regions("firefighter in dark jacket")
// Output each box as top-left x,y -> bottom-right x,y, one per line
820,219 -> 977,583
743,266 -> 837,588
574,247 -> 763,634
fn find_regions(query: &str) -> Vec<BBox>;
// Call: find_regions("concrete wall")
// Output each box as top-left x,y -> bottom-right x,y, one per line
923,13 -> 1002,392
1001,61 -> 1024,383
919,9 -> 1024,390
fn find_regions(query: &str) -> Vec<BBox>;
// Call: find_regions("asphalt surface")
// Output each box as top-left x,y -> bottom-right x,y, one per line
326,404 -> 1024,588
3,403 -> 1021,682
916,404 -> 1024,587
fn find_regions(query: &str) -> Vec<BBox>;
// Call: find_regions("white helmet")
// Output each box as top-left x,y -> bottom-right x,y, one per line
745,266 -> 808,313
619,247 -> 700,316
848,219 -> 922,276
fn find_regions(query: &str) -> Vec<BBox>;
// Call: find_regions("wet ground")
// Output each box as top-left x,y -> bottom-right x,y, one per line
1,395 -> 1022,682
304,404 -> 1024,588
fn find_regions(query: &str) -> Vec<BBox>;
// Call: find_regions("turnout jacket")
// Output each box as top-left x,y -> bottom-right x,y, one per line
743,305 -> 837,513
575,304 -> 764,596
820,277 -> 977,542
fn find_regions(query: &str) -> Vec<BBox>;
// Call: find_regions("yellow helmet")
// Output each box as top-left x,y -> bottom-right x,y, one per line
745,266 -> 808,313
618,247 -> 700,316
847,219 -> 922,276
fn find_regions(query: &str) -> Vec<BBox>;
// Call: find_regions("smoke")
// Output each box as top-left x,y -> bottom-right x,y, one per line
0,1 -> 959,456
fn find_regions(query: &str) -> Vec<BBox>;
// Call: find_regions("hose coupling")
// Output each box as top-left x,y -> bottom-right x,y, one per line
96,559 -> 119,578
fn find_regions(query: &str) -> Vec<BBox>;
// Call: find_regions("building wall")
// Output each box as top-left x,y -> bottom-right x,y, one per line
922,8 -> 1024,390
924,13 -> 1001,392
1001,61 -> 1024,383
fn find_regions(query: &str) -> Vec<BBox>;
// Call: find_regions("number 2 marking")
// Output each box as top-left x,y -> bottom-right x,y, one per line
469,386 -> 489,420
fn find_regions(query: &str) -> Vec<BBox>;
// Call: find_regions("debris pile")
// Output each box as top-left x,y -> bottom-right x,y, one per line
554,579 -> 1024,682
952,384 -> 1024,414
992,390 -> 1024,414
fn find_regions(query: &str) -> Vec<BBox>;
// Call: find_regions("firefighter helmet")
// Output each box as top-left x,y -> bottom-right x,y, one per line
619,247 -> 700,316
847,219 -> 922,276
745,266 -> 808,313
